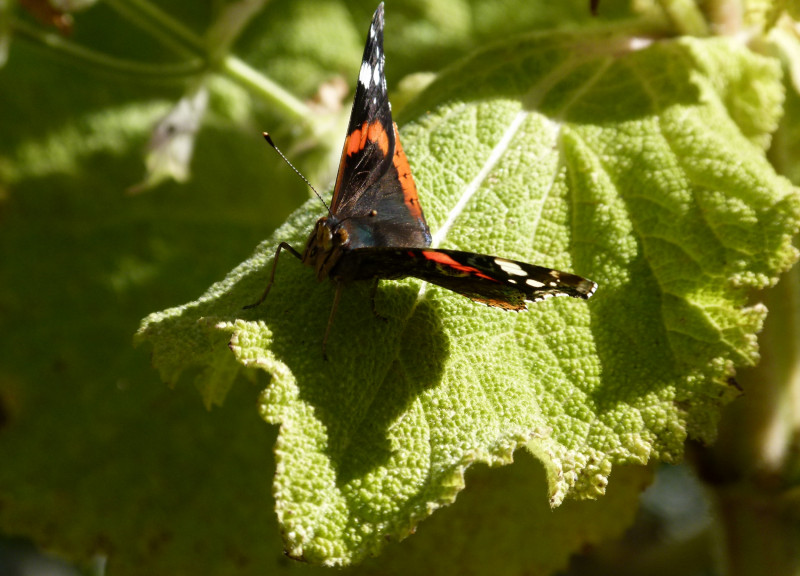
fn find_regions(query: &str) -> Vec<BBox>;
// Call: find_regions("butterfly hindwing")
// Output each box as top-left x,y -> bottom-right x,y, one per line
338,247 -> 597,309
412,249 -> 598,307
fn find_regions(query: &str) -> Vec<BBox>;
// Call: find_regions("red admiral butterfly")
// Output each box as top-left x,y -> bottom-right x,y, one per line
246,3 -> 597,356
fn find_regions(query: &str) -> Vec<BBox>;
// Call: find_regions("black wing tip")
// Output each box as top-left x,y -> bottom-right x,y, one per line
525,277 -> 597,303
359,4 -> 385,74
371,3 -> 385,37
578,279 -> 598,299
551,270 -> 597,300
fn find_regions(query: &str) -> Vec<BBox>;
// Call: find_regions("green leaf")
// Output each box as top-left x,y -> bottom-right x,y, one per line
356,456 -> 652,576
6,2 -> 610,573
138,32 -> 800,565
0,40 -> 303,576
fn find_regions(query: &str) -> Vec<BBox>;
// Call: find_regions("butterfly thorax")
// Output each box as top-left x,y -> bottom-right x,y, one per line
302,216 -> 349,282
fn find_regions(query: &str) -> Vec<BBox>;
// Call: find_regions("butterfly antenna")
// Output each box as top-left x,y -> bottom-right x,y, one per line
263,132 -> 332,216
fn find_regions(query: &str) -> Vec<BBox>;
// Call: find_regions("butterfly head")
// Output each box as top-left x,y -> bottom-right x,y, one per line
302,217 -> 349,281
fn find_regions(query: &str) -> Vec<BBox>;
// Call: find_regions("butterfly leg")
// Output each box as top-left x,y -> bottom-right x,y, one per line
243,242 -> 302,310
369,278 -> 388,322
321,283 -> 344,361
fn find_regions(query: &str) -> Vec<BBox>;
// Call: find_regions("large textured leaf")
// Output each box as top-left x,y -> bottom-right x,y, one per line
4,1 -> 649,573
138,32 -> 800,565
0,0 -> 620,573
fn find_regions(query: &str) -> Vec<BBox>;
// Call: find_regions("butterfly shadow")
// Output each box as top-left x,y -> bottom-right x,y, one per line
253,276 -> 450,487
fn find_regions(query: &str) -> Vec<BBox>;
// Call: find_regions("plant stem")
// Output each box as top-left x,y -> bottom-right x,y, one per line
11,17 -> 205,78
15,0 -> 313,124
101,0 -> 196,59
703,0 -> 744,35
221,55 -> 311,123
104,0 -> 206,54
693,260 -> 800,575
656,0 -> 710,35
102,0 -> 312,123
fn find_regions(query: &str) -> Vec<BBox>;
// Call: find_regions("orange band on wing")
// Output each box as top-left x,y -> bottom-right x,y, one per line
332,120 -> 391,210
392,123 -> 424,220
420,250 -> 497,282
345,120 -> 390,157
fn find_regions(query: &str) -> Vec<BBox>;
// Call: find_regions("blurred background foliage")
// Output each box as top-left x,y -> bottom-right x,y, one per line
1,0 -> 798,574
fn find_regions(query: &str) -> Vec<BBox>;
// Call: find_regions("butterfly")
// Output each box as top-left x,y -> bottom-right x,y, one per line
246,3 -> 597,357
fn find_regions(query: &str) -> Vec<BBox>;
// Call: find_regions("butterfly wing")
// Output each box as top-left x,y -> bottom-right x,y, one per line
411,249 -> 597,307
336,247 -> 597,308
331,4 -> 431,249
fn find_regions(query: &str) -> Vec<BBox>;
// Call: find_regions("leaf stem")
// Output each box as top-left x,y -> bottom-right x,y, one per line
103,0 -> 206,55
702,0 -> 744,35
656,0 -> 710,35
14,0 -> 313,124
220,55 -> 311,123
10,17 -> 206,78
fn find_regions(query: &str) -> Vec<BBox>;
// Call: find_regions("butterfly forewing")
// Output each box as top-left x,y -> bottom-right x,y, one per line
330,4 -> 393,216
329,4 -> 431,250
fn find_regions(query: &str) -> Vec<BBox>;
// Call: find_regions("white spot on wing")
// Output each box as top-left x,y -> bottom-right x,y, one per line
359,61 -> 373,88
495,259 -> 526,276
372,60 -> 382,88
526,278 -> 545,288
